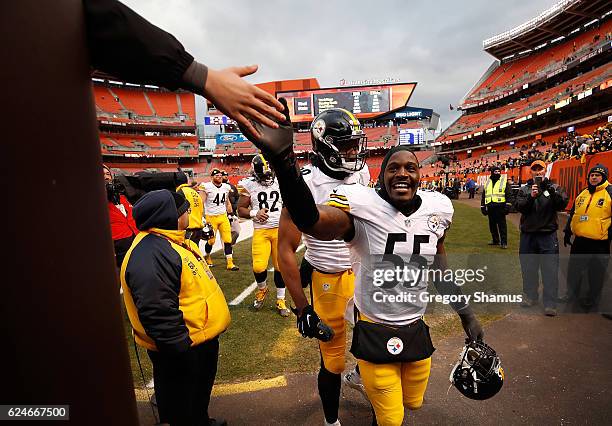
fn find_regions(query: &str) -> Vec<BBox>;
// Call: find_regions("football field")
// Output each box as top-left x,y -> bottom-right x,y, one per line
124,200 -> 521,389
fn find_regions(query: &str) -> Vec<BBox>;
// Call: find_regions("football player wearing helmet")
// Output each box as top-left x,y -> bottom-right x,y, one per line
237,154 -> 289,317
221,170 -> 241,244
240,101 -> 485,426
199,168 -> 239,271
276,109 -> 370,425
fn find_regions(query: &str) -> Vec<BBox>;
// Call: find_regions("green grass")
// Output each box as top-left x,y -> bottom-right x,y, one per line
125,202 -> 523,387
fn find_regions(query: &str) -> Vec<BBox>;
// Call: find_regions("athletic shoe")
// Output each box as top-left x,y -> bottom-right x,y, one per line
343,368 -> 368,402
324,419 -> 341,426
253,287 -> 269,310
226,260 -> 239,271
500,244 -> 508,249
544,307 -> 557,317
276,299 -> 290,317
204,254 -> 214,267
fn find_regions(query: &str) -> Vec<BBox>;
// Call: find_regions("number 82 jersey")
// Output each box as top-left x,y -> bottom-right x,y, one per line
237,177 -> 283,229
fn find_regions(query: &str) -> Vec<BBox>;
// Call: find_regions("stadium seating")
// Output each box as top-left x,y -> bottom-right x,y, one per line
463,19 -> 612,106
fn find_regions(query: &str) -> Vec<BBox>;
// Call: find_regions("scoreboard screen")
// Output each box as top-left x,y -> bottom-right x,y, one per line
277,82 -> 416,123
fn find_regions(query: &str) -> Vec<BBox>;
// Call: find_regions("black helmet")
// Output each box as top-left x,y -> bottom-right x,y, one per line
310,108 -> 367,174
251,153 -> 275,186
201,222 -> 215,240
450,340 -> 504,400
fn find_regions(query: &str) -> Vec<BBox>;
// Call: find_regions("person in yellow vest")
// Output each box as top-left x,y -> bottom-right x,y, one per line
562,164 -> 612,311
480,166 -> 512,249
176,173 -> 205,246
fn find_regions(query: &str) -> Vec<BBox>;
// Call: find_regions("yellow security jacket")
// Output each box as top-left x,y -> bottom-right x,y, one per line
569,181 -> 612,240
177,184 -> 204,229
121,228 -> 230,352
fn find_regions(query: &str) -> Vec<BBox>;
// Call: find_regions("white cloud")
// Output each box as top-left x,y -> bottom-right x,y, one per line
122,0 -> 559,126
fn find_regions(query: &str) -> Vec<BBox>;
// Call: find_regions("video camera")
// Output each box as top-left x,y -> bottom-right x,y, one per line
112,171 -> 188,205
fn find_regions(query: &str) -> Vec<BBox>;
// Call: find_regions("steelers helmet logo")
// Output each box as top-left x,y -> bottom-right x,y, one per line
322,283 -> 331,291
387,337 -> 403,355
312,119 -> 326,140
427,214 -> 441,232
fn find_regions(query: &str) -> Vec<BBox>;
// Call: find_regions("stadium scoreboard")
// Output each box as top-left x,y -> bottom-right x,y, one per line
278,82 -> 416,123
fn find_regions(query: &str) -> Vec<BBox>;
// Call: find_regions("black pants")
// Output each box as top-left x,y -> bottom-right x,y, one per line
487,204 -> 507,245
519,231 -> 559,308
566,237 -> 611,303
468,188 -> 475,199
186,228 -> 203,247
147,338 -> 219,426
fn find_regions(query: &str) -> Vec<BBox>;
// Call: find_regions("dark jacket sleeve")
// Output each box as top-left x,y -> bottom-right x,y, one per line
480,186 -> 486,207
514,185 -> 534,214
564,200 -> 575,234
84,0 -> 195,90
551,184 -> 569,211
125,235 -> 191,353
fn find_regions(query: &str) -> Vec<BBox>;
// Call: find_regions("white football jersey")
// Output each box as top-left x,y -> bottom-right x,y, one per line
302,163 -> 370,273
328,185 -> 453,325
237,177 -> 282,229
200,181 -> 231,216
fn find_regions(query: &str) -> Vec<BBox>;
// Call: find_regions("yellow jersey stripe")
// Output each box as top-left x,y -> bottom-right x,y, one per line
327,200 -> 350,212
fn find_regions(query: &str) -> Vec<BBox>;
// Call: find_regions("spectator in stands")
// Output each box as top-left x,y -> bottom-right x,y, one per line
104,165 -> 138,269
563,164 -> 612,311
121,190 -> 230,426
514,160 -> 569,316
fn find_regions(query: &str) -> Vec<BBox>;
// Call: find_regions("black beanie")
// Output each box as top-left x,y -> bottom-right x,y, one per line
588,164 -> 608,182
172,191 -> 190,216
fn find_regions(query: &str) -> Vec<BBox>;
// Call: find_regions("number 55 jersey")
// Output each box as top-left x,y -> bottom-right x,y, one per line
237,177 -> 282,229
327,185 -> 454,325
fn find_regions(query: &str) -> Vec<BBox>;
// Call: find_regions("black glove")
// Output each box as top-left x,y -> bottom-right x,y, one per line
563,231 -> 573,247
459,310 -> 484,342
480,206 -> 488,216
238,97 -> 294,162
292,305 -> 334,342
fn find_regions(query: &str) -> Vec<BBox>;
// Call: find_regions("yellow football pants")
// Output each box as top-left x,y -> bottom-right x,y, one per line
311,269 -> 355,374
205,213 -> 232,245
252,228 -> 280,273
358,357 -> 431,426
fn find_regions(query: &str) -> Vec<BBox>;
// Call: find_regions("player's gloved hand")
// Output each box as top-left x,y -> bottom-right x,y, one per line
459,310 -> 484,342
292,304 -> 334,342
480,206 -> 488,216
563,231 -> 573,247
238,97 -> 294,161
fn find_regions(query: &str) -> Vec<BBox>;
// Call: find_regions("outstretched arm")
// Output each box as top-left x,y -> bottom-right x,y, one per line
278,209 -> 307,312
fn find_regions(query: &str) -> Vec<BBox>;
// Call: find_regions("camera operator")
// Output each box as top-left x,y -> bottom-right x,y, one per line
104,165 -> 138,268
514,160 -> 569,316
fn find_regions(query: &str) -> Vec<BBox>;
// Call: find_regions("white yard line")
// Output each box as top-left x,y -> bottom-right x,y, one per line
228,243 -> 306,306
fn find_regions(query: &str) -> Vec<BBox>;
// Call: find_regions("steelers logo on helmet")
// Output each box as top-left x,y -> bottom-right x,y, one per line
251,153 -> 275,186
450,340 -> 504,400
310,108 -> 367,175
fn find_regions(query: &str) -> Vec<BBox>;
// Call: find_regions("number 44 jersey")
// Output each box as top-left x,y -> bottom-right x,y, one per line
237,177 -> 283,229
327,185 -> 454,325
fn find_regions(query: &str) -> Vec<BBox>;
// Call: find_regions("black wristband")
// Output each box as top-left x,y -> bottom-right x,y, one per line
271,151 -> 320,231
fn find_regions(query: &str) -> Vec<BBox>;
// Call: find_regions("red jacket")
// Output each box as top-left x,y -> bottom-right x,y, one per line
108,195 -> 138,240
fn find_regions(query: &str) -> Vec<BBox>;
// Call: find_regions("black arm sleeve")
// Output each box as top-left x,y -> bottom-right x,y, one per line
480,188 -> 486,208
564,200 -> 576,234
125,235 -> 191,353
84,0 -> 196,91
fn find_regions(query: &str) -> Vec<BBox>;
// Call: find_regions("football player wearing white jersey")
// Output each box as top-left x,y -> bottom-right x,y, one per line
277,108 -> 369,426
240,100 -> 485,426
237,154 -> 289,317
199,168 -> 239,271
